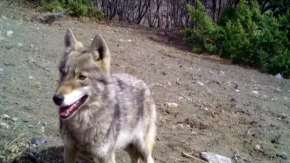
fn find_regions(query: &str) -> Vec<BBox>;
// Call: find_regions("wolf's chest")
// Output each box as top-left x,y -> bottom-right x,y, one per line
60,123 -> 114,157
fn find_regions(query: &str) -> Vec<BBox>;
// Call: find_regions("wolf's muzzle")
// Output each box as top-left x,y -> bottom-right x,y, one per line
53,94 -> 64,106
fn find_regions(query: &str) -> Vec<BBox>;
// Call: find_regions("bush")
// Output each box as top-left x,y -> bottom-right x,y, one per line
40,0 -> 104,19
40,0 -> 64,12
66,0 -> 88,17
218,6 -> 237,27
186,0 -> 290,78
278,9 -> 290,41
87,6 -> 104,20
185,2 -> 220,52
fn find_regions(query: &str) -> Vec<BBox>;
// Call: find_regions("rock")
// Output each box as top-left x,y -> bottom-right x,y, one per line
11,117 -> 18,122
159,116 -> 167,124
252,91 -> 259,95
235,89 -> 240,93
275,73 -> 283,79
195,81 -> 204,86
280,113 -> 287,119
275,88 -> 282,92
177,124 -> 184,129
262,95 -> 268,100
161,71 -> 166,75
200,152 -> 232,163
6,30 -> 13,36
4,62 -> 14,66
18,43 -> 23,47
41,122 -> 47,126
254,144 -> 261,151
191,129 -> 198,135
2,114 -> 10,119
5,45 -> 13,50
166,102 -> 178,108
30,137 -> 47,146
41,126 -> 45,133
277,152 -> 287,159
0,122 -> 9,129
228,81 -> 238,89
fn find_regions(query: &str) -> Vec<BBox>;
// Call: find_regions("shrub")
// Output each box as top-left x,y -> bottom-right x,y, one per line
218,6 -> 237,27
278,9 -> 290,41
66,0 -> 88,17
40,0 -> 64,12
186,0 -> 290,78
185,2 -> 220,52
87,6 -> 104,20
40,0 -> 104,19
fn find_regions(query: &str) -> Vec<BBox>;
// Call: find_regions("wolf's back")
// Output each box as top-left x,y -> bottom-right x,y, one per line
112,73 -> 157,147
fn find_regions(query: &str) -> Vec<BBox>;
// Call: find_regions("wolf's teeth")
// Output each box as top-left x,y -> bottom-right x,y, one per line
66,110 -> 69,116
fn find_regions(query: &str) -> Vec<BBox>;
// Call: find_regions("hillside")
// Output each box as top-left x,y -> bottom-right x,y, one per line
0,2 -> 290,163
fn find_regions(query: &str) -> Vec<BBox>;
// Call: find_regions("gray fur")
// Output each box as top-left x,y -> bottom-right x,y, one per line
53,29 -> 157,163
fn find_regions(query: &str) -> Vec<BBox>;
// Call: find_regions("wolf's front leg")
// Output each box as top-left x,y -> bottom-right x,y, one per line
64,146 -> 78,163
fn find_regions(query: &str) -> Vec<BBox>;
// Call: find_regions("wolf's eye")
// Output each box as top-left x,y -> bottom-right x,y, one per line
78,75 -> 87,80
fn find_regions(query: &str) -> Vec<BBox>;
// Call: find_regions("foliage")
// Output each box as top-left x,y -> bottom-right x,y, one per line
40,0 -> 64,12
257,0 -> 290,17
87,6 -> 104,19
186,0 -> 290,78
218,6 -> 237,26
185,2 -> 220,52
40,0 -> 104,19
278,9 -> 290,40
66,0 -> 88,17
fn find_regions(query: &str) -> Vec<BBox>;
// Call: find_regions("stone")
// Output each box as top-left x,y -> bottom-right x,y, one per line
200,152 -> 232,163
30,137 -> 47,146
277,152 -> 287,160
166,102 -> 178,108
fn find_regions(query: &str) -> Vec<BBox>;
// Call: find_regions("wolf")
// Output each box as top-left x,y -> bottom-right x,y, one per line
52,29 -> 157,163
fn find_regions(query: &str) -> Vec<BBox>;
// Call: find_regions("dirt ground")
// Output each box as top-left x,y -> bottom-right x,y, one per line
0,2 -> 290,163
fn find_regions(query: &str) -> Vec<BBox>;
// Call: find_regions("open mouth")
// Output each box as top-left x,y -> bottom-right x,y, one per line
59,95 -> 88,119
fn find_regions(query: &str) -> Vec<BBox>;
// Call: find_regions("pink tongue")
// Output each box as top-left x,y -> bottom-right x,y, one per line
59,105 -> 75,116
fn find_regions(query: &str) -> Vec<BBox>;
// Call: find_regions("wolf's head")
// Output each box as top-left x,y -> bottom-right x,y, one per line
52,29 -> 111,120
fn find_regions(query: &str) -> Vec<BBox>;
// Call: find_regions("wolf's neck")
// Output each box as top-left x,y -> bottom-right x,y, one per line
63,104 -> 114,131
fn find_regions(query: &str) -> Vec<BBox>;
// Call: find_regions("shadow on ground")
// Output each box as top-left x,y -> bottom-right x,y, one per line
102,20 -> 237,68
102,21 -> 192,52
11,147 -> 87,163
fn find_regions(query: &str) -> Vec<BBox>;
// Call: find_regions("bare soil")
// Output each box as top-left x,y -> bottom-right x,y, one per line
0,2 -> 290,163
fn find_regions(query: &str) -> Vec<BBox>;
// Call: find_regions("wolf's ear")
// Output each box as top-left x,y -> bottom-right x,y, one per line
90,34 -> 111,75
64,29 -> 84,55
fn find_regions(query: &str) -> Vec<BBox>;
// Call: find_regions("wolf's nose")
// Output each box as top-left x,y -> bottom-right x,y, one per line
53,94 -> 64,106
